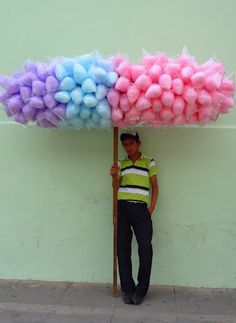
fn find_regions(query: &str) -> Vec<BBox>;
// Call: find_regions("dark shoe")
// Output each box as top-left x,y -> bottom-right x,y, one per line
122,292 -> 134,304
131,292 -> 145,305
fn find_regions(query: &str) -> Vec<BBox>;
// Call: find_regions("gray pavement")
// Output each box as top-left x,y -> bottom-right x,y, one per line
0,279 -> 235,323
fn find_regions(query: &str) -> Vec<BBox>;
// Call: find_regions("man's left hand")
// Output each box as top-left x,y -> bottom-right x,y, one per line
148,206 -> 155,216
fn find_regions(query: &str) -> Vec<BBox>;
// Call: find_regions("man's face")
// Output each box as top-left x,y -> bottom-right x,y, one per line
122,138 -> 141,156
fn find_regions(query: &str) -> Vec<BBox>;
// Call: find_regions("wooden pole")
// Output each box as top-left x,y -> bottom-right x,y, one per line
112,127 -> 118,297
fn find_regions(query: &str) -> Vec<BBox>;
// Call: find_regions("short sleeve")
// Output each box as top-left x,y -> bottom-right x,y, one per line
148,159 -> 157,177
118,160 -> 122,177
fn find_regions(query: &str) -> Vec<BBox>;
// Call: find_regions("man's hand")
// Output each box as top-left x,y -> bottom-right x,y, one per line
110,164 -> 122,189
110,164 -> 120,177
148,206 -> 155,216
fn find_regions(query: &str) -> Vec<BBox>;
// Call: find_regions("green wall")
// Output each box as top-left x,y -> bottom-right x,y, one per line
0,0 -> 235,288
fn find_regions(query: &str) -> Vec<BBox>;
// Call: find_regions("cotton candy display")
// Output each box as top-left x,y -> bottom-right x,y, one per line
108,52 -> 235,127
0,50 -> 235,129
0,54 -> 117,129
0,59 -> 65,127
53,54 -> 118,129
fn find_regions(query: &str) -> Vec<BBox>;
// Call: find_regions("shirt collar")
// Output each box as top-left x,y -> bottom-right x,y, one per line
125,152 -> 143,161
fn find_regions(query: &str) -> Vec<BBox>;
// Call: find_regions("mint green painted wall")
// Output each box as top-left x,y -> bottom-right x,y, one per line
0,0 -> 236,288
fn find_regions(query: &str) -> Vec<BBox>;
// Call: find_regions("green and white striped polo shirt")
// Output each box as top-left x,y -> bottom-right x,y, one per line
118,153 -> 158,204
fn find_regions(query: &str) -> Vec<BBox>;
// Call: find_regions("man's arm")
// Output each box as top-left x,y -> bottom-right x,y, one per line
148,175 -> 159,215
112,174 -> 122,191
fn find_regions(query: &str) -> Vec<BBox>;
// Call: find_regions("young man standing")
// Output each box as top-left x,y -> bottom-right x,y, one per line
110,131 -> 158,305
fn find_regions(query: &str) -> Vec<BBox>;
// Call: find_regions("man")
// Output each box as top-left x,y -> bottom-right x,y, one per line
110,131 -> 158,305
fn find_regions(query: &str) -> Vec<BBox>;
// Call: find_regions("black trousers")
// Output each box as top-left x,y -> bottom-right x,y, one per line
117,200 -> 153,297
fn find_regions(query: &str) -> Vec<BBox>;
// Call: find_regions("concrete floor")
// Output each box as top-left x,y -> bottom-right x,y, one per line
0,280 -> 235,323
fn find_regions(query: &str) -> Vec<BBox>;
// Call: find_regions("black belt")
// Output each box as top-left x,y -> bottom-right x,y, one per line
118,199 -> 147,205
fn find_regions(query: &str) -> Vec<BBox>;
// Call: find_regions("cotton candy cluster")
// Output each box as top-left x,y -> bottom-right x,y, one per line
0,51 -> 235,129
53,54 -> 118,129
108,52 -> 235,127
0,59 -> 67,127
0,54 -> 118,129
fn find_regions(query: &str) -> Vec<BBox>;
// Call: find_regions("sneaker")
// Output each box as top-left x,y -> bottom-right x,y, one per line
131,292 -> 145,305
122,292 -> 134,304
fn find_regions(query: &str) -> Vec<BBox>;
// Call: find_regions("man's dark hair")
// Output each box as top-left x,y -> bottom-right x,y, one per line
120,131 -> 140,143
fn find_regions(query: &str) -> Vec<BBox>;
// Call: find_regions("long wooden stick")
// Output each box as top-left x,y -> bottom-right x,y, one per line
112,127 -> 118,297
